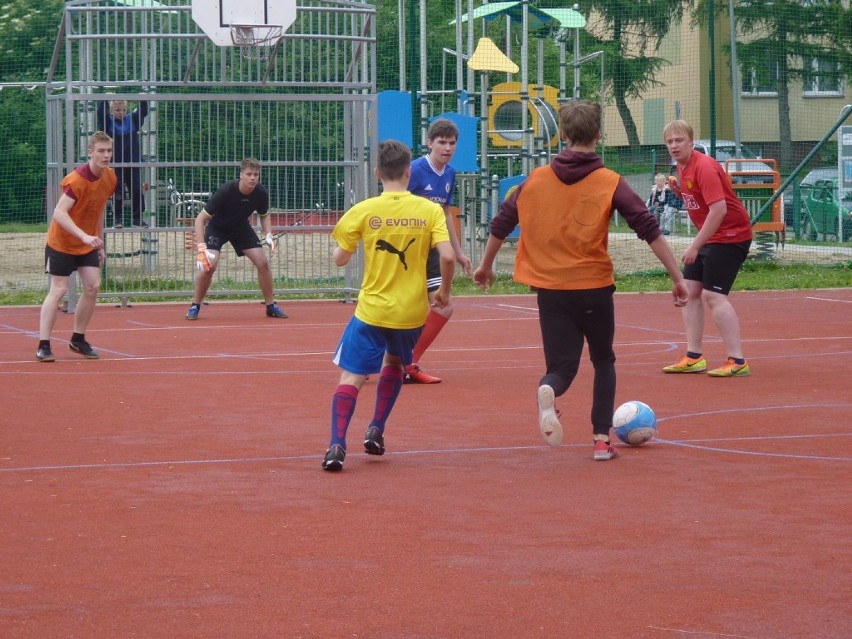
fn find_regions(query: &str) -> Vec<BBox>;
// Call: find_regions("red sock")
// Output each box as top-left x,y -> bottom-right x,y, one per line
411,311 -> 449,365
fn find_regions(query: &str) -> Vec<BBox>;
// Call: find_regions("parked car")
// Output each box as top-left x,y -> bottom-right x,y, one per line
800,176 -> 852,241
782,167 -> 836,229
672,139 -> 776,184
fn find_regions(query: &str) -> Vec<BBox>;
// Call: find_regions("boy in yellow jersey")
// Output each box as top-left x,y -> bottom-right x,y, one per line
473,101 -> 687,461
37,131 -> 117,362
323,140 -> 455,472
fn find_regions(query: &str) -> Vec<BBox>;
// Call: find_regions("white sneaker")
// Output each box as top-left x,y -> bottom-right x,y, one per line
537,384 -> 563,446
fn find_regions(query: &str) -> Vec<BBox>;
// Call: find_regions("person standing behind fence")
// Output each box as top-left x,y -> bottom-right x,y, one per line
472,100 -> 687,461
322,140 -> 455,472
662,119 -> 753,377
96,98 -> 149,228
37,131 -> 117,363
403,118 -> 473,384
647,173 -> 679,235
185,158 -> 287,321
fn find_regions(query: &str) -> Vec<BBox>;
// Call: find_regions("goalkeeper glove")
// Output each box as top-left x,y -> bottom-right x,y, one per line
196,243 -> 216,272
264,232 -> 276,255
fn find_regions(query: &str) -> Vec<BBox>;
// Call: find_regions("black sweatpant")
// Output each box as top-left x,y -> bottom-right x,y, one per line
537,286 -> 616,437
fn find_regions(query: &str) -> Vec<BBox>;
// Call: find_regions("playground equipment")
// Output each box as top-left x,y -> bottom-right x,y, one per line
387,2 -> 590,263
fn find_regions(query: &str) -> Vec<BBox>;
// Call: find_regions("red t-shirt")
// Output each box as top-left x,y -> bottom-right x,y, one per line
677,151 -> 752,244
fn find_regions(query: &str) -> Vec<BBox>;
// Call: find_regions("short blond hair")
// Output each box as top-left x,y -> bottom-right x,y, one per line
663,120 -> 694,142
88,131 -> 113,150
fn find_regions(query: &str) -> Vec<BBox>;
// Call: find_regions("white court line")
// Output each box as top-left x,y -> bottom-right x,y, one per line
2,431 -> 849,475
805,295 -> 852,304
647,626 -> 766,639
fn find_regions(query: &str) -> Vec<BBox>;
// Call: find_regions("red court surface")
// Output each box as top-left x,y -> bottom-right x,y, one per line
1,290 -> 850,638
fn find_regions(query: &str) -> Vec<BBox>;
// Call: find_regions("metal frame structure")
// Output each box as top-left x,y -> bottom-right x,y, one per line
45,0 -> 376,306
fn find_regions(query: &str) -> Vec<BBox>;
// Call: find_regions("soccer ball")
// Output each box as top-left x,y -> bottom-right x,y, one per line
612,401 -> 657,446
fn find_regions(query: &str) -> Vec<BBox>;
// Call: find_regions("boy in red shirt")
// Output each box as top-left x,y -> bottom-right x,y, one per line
663,120 -> 753,377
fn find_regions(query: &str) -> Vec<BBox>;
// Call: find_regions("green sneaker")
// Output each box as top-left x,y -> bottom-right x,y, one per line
708,358 -> 750,377
662,355 -> 707,374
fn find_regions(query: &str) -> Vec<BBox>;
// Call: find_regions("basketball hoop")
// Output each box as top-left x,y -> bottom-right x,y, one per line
230,24 -> 283,60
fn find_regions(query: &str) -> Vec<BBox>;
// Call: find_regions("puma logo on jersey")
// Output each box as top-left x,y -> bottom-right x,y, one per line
375,238 -> 416,270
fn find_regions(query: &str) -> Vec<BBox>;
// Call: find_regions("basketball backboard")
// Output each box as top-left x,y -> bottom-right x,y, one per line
192,0 -> 296,47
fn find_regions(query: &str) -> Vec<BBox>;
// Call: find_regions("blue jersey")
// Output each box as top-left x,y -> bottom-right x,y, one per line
409,156 -> 455,208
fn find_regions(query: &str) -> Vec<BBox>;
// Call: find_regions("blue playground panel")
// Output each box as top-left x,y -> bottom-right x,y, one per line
498,174 -> 526,239
377,90 -> 413,148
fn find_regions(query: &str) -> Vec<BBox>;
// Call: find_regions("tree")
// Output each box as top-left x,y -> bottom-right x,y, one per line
694,0 -> 852,171
0,0 -> 65,223
583,0 -> 686,151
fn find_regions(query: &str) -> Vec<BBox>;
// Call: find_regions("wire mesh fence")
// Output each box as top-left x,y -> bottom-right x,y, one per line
1,0 -> 851,301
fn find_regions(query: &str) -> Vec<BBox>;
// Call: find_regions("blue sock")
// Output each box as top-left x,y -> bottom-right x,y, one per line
330,384 -> 358,449
687,351 -> 703,360
732,357 -> 746,365
368,366 -> 404,434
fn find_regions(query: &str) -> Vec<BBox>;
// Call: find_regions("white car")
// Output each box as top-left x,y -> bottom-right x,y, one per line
672,139 -> 776,184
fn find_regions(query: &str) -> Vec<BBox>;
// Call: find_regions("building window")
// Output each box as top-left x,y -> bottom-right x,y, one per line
803,57 -> 842,96
741,58 -> 779,97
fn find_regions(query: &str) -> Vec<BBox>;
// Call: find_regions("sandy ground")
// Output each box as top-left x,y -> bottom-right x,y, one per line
2,227 -> 849,295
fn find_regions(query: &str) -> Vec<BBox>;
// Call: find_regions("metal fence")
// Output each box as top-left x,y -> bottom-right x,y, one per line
41,0 -> 375,304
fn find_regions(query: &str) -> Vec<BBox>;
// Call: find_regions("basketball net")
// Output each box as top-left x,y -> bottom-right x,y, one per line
230,24 -> 283,60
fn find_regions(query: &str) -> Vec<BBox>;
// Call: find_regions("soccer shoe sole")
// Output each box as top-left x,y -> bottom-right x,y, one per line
363,427 -> 385,456
322,445 -> 346,472
593,444 -> 619,461
537,385 -> 563,446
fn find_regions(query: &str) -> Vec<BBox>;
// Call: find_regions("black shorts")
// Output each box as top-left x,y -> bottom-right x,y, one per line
682,241 -> 751,295
426,247 -> 441,292
205,222 -> 262,256
44,245 -> 99,276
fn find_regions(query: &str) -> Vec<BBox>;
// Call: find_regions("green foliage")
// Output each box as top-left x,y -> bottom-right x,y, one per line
693,0 -> 852,171
0,0 -> 64,224
0,0 -> 64,80
584,0 -> 686,149
0,90 -> 47,223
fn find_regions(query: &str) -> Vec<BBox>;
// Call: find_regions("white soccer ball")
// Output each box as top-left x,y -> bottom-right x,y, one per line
612,401 -> 657,446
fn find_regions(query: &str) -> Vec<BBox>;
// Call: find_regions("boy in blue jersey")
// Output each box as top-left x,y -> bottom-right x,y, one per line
405,118 -> 473,384
322,140 -> 455,471
96,98 -> 149,227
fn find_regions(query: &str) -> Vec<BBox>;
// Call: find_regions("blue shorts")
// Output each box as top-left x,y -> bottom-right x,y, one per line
333,316 -> 423,375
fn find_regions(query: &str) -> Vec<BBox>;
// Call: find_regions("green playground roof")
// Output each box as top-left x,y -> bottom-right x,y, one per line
449,3 -> 586,30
